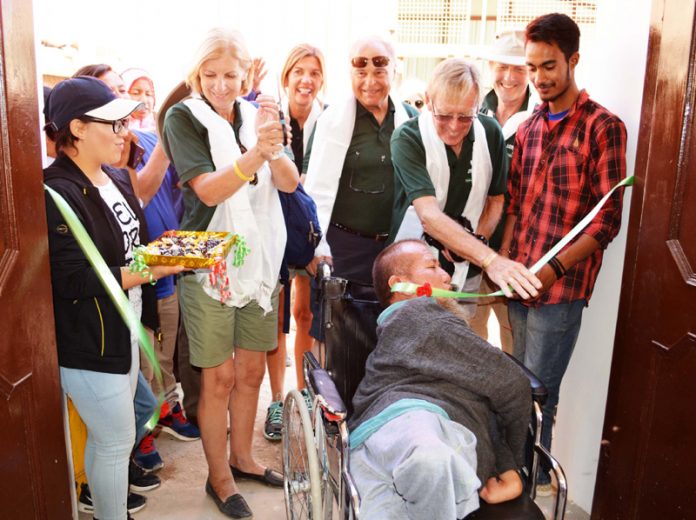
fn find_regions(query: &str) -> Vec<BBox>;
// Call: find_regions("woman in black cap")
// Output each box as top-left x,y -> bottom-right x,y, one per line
43,75 -> 184,520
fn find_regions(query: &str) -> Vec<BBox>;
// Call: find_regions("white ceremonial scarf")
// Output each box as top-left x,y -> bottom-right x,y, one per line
484,87 -> 540,141
304,96 -> 410,258
183,96 -> 286,313
281,98 -> 323,153
394,111 -> 492,290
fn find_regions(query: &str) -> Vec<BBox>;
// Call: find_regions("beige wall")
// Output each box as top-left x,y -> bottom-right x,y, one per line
553,0 -> 652,512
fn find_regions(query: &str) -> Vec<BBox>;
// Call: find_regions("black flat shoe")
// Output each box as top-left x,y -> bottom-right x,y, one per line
230,465 -> 284,488
205,479 -> 253,519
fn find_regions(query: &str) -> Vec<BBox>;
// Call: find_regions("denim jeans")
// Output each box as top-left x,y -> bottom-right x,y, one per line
61,367 -> 135,520
508,299 -> 585,484
134,370 -> 158,447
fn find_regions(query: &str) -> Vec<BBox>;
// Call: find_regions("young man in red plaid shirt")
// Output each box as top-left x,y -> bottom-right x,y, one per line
500,13 -> 627,496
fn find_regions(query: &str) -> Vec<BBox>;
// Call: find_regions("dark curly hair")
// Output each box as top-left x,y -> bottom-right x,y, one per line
526,13 -> 580,62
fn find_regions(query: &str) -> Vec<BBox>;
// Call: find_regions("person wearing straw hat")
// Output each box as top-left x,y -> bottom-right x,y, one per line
469,29 -> 538,352
500,13 -> 627,496
390,58 -> 542,316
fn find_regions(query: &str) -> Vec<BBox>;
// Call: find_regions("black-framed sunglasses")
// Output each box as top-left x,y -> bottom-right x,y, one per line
405,99 -> 425,109
83,116 -> 130,134
351,55 -> 390,68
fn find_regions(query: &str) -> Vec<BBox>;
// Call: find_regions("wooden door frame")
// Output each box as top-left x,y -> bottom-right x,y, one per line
0,0 -> 72,517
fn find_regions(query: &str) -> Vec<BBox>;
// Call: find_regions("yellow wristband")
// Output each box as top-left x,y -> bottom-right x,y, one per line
233,160 -> 253,182
481,252 -> 498,269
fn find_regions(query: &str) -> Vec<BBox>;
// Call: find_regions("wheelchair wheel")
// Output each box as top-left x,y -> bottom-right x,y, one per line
283,389 -> 322,519
314,406 -> 335,519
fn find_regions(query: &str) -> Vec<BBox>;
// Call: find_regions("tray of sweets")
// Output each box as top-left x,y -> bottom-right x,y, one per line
142,230 -> 236,268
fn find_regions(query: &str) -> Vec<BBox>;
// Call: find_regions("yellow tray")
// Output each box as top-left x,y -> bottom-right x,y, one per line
142,230 -> 236,268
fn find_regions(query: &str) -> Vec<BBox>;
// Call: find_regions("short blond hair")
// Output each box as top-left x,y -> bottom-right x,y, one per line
426,58 -> 480,105
186,28 -> 253,96
281,43 -> 326,91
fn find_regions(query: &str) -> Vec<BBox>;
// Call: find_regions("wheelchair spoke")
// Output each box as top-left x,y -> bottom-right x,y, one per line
283,389 -> 322,519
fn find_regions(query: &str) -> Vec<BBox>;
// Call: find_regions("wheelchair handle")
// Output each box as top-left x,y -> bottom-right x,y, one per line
316,261 -> 332,282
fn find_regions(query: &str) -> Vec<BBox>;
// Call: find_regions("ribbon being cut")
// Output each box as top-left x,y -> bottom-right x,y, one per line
393,175 -> 635,299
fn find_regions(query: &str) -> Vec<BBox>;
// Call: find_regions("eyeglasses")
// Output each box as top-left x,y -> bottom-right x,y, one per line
432,110 -> 478,125
348,151 -> 385,195
405,99 -> 424,109
83,116 -> 130,134
351,56 -> 390,68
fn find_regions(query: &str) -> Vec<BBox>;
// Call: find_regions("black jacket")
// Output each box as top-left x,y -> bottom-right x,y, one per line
44,155 -> 158,374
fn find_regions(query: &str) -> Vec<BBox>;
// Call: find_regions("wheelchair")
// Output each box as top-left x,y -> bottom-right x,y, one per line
282,265 -> 568,520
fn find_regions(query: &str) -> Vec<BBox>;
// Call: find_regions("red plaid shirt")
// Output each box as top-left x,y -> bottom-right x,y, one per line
507,90 -> 627,306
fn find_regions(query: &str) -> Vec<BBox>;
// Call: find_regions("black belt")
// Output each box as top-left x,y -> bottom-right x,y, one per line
330,222 -> 389,242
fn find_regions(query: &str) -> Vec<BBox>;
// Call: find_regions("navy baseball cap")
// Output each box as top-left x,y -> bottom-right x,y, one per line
44,76 -> 143,132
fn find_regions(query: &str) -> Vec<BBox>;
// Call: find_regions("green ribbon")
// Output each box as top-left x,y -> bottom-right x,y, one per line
45,185 -> 163,429
393,175 -> 635,299
233,236 -> 250,267
130,246 -> 155,285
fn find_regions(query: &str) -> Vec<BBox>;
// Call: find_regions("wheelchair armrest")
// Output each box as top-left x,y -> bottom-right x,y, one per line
504,353 -> 548,405
309,368 -> 347,421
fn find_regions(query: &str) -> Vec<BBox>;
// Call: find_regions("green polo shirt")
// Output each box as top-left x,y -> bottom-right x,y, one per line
479,87 -> 533,248
480,86 -> 532,160
161,101 -> 244,231
390,114 -> 507,273
303,99 -> 418,236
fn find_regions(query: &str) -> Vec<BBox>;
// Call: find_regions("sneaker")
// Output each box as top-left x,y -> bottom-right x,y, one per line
158,402 -> 201,441
129,459 -> 161,492
78,483 -> 147,514
264,400 -> 283,441
301,388 -> 313,415
133,433 -> 164,473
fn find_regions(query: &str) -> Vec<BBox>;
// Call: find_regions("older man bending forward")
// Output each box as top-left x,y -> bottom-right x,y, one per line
348,240 -> 531,519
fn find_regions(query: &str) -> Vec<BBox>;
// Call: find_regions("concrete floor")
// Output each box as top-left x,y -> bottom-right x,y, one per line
77,322 -> 591,520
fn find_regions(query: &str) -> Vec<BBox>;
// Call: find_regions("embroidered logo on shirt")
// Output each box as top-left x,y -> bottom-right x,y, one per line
56,224 -> 69,234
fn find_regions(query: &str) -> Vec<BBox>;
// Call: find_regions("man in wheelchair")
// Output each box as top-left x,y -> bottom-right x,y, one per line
348,239 -> 532,519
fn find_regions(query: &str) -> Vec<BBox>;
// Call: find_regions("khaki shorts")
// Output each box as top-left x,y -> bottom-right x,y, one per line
177,275 -> 280,368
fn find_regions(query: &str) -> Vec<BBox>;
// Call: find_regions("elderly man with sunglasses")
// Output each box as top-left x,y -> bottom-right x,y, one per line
391,58 -> 541,312
303,36 -> 419,314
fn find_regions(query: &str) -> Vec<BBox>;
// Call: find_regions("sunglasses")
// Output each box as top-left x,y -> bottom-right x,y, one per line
432,109 -> 478,125
83,116 -> 130,134
351,55 -> 390,68
405,99 -> 425,109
